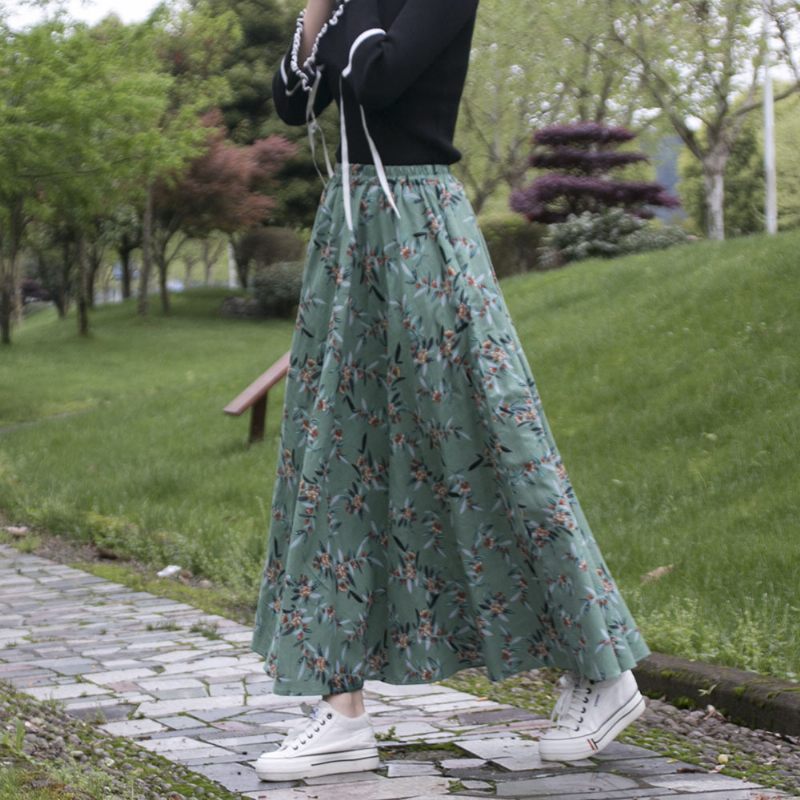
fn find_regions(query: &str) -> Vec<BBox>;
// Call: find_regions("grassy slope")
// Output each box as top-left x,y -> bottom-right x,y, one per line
0,288 -> 289,597
0,233 -> 798,680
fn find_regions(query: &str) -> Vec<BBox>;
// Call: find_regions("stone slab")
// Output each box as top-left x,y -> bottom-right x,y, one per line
385,761 -> 443,777
136,695 -> 245,716
646,773 -> 763,792
545,790 -> 671,800
651,792 -> 791,799
494,771 -> 642,796
100,718 -> 167,737
439,758 -> 489,771
245,775 -> 453,800
26,683 -> 109,700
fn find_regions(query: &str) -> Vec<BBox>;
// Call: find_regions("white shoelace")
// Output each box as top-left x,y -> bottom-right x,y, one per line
280,701 -> 330,750
549,672 -> 593,732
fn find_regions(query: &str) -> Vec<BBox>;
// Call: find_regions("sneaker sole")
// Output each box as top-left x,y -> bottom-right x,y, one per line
539,690 -> 646,762
255,747 -> 380,782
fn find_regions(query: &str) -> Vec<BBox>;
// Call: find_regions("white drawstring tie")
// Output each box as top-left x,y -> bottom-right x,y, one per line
302,26 -> 402,233
337,73 -> 401,232
306,68 -> 335,184
339,28 -> 401,232
291,11 -> 400,233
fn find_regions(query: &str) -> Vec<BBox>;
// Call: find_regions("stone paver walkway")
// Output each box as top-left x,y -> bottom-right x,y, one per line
0,545 -> 792,800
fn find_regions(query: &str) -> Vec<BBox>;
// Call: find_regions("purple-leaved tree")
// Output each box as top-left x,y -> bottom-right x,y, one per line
510,122 -> 680,224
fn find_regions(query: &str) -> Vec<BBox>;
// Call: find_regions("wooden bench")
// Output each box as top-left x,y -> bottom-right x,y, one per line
224,351 -> 291,444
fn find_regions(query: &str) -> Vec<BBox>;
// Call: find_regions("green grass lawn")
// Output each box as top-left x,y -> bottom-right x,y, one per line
1,232 -> 798,681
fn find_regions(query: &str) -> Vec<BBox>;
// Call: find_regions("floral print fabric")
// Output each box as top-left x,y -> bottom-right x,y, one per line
251,163 -> 651,696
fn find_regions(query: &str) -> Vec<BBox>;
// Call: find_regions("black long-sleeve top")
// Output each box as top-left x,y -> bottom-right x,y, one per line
271,0 -> 480,168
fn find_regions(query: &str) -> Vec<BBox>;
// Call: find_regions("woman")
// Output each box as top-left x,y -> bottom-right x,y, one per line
252,0 -> 652,782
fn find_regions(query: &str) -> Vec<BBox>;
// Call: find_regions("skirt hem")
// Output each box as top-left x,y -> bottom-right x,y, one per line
250,631 -> 652,696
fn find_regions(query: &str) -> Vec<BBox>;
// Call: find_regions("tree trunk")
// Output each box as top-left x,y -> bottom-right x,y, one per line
118,231 -> 138,301
702,150 -> 728,241
54,288 -> 67,318
87,241 -> 105,310
138,184 -> 154,316
120,248 -> 132,299
158,256 -> 171,314
471,191 -> 489,216
1,247 -> 20,345
233,246 -> 248,290
152,225 -> 175,315
227,234 -> 245,289
3,197 -> 27,335
77,234 -> 90,336
0,271 -> 11,345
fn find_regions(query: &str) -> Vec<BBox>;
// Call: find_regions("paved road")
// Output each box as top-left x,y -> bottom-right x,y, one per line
0,545 -> 791,799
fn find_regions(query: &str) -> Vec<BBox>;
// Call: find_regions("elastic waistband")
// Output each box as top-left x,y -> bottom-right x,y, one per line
332,162 -> 454,180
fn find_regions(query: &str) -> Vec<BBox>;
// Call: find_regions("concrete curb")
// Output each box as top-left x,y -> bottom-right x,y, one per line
634,652 -> 800,737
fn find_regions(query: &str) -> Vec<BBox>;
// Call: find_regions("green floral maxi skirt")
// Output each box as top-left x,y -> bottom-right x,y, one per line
251,163 -> 651,696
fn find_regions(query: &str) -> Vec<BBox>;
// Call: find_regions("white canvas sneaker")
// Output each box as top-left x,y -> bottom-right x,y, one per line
254,699 -> 381,782
538,669 -> 646,761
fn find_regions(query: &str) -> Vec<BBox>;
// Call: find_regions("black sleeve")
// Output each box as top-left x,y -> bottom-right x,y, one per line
272,13 -> 335,127
341,0 -> 479,110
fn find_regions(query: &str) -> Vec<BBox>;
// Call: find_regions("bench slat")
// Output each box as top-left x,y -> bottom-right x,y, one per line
224,351 -> 291,416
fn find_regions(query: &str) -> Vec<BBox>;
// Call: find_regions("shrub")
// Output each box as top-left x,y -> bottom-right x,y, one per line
232,226 -> 308,288
478,212 -> 547,276
540,209 -> 642,265
540,208 -> 690,266
616,223 -> 691,256
220,296 -> 263,319
252,260 -> 305,318
21,276 -> 50,304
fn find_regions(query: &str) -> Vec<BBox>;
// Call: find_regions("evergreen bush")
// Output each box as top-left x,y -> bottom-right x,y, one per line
540,209 -> 690,266
478,213 -> 548,275
252,260 -> 304,318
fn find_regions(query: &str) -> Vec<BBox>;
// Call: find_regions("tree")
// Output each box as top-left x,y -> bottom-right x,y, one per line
606,0 -> 800,240
679,117 -> 765,237
37,14 -> 183,337
27,221 -> 74,318
200,237 -> 226,285
151,110 -> 296,294
0,18 -> 53,343
136,0 -> 243,316
455,0 -> 648,213
104,206 -> 142,301
679,87 -> 800,234
510,122 -> 679,224
199,0 -> 290,143
0,7 -> 187,341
